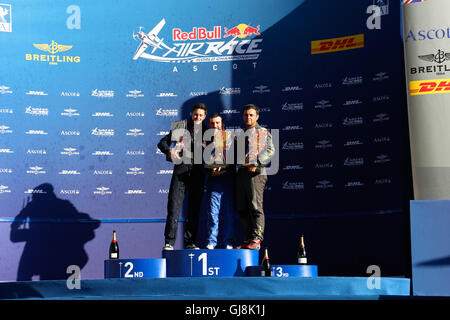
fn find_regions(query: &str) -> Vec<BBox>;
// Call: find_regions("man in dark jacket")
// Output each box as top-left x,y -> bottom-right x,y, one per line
157,103 -> 208,250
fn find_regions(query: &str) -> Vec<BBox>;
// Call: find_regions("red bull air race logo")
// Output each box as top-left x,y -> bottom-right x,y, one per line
132,19 -> 262,72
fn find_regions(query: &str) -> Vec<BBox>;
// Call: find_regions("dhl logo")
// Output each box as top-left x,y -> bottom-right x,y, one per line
311,34 -> 364,54
409,79 -> 450,95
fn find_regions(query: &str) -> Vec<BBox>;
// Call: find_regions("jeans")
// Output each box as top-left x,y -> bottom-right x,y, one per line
206,171 -> 235,247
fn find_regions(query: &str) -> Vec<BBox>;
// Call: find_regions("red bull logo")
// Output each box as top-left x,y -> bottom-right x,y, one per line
224,24 -> 260,38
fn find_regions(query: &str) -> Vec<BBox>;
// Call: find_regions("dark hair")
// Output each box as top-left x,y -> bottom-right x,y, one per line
209,113 -> 222,119
243,104 -> 259,115
192,103 -> 207,113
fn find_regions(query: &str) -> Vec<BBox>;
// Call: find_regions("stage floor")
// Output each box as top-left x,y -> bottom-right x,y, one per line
0,276 -> 410,300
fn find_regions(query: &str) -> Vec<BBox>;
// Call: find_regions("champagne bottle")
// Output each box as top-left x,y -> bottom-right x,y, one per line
261,247 -> 272,277
109,230 -> 119,259
298,235 -> 307,265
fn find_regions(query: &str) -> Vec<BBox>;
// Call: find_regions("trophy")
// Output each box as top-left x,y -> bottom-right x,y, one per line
245,127 -> 269,165
205,129 -> 233,173
167,119 -> 189,162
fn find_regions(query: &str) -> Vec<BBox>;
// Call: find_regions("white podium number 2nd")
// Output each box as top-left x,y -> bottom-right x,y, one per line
123,262 -> 143,278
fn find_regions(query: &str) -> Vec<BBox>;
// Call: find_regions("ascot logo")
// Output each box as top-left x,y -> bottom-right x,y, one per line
189,91 -> 208,97
60,189 -> 80,195
0,168 -> 12,173
132,19 -> 263,63
27,149 -> 47,155
60,130 -> 79,135
26,40 -> 80,65
282,165 -> 303,170
127,150 -> 145,155
374,136 -> 391,143
126,112 -> 145,117
0,148 -> 14,153
406,26 -> 450,42
0,108 -> 13,114
61,91 -> 80,97
93,170 -> 112,175
156,131 -> 169,136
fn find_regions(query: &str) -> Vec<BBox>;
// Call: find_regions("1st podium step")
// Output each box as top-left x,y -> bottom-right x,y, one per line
104,258 -> 166,279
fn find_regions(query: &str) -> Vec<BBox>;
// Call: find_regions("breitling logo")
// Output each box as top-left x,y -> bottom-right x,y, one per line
26,40 -> 80,65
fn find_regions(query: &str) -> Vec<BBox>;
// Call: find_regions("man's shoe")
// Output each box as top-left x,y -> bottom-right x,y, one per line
163,243 -> 174,251
225,245 -> 233,249
185,244 -> 200,250
244,239 -> 261,250
206,244 -> 215,249
234,240 -> 249,249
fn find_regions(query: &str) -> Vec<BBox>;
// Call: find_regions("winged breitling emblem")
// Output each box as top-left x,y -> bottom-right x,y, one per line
33,40 -> 72,54
418,49 -> 450,64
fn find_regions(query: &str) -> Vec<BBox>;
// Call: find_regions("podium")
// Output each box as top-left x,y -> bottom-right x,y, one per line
104,250 -> 318,279
104,258 -> 166,279
162,249 -> 259,277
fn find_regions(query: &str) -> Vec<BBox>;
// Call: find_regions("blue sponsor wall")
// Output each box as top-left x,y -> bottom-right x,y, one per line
0,0 -> 412,281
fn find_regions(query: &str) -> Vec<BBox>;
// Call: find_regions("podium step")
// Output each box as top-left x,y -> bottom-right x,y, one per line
162,249 -> 259,277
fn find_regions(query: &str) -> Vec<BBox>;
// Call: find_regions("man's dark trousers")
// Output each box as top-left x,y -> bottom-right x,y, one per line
235,168 -> 268,242
164,165 -> 205,246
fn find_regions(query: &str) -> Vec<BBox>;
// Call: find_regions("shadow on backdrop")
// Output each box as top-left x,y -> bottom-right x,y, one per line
10,183 -> 100,281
